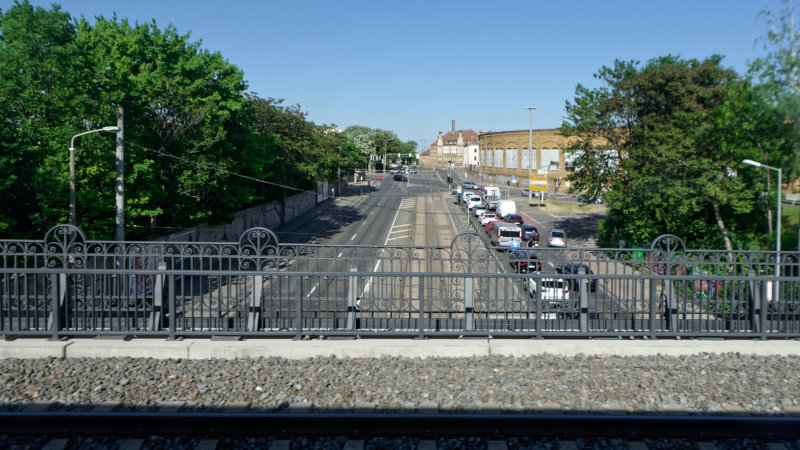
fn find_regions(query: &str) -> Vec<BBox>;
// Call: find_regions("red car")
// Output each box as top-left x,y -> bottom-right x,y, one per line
506,214 -> 524,225
485,221 -> 497,234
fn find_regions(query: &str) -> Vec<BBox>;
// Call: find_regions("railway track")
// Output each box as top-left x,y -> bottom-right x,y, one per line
2,410 -> 799,449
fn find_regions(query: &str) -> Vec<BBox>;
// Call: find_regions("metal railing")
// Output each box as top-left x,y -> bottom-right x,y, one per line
1,225 -> 798,339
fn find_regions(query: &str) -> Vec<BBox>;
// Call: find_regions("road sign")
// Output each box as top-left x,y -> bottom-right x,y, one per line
529,174 -> 547,192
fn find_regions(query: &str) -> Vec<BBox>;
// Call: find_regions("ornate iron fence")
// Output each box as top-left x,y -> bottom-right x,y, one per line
1,225 -> 798,339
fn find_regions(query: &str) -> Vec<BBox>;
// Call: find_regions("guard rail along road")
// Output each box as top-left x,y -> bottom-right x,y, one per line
1,224 -> 798,340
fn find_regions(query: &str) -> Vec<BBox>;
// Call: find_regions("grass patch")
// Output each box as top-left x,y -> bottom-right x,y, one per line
527,200 -> 607,215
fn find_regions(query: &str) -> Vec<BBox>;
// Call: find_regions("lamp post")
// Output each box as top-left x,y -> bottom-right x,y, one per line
69,126 -> 121,226
742,158 -> 782,301
525,106 -> 536,204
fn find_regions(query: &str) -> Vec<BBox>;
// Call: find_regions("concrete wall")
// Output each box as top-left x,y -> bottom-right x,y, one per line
165,190 -> 318,242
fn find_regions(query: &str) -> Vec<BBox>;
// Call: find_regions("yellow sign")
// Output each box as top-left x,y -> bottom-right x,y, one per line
529,174 -> 547,192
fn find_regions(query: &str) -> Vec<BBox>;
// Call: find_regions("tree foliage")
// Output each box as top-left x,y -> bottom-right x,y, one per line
0,1 -> 401,240
562,56 -> 791,250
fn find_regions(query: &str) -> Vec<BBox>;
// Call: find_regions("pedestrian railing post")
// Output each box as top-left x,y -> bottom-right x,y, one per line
48,273 -> 66,341
167,273 -> 176,341
294,276 -> 303,340
649,276 -> 657,338
579,269 -> 588,333
248,275 -> 263,332
748,279 -> 761,336
149,262 -> 167,331
347,267 -> 357,330
417,276 -> 425,340
465,277 -> 474,331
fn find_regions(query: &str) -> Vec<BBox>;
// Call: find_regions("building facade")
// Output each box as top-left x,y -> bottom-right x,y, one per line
478,128 -> 578,192
420,121 -> 479,169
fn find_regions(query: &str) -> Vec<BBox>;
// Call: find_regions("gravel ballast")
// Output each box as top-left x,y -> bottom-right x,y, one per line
0,353 -> 798,415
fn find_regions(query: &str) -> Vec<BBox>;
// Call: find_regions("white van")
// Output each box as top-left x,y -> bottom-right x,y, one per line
490,222 -> 522,249
496,200 -> 517,219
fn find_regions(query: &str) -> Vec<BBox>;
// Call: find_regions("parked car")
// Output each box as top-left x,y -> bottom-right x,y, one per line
393,174 -> 408,181
524,273 -> 570,304
521,225 -> 539,243
509,250 -> 542,274
547,229 -> 566,247
577,194 -> 603,204
480,213 -> 498,225
506,213 -> 524,225
556,263 -> 597,292
463,181 -> 479,189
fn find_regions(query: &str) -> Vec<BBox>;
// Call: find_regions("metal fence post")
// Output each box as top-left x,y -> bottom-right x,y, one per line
167,273 -> 176,341
149,262 -> 167,331
748,279 -> 761,336
760,280 -> 769,340
417,276 -> 425,340
347,267 -> 357,330
248,275 -> 263,332
579,269 -> 588,333
48,273 -> 66,341
649,275 -> 657,338
534,277 -> 542,339
465,277 -> 474,331
294,276 -> 303,340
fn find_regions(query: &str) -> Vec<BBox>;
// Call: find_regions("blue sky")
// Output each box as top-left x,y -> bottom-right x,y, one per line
3,0 -> 785,150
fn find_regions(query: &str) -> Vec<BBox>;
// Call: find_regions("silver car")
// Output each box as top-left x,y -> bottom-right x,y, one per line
547,229 -> 566,247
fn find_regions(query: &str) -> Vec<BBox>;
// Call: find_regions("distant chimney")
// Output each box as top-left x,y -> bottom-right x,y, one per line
452,120 -> 455,132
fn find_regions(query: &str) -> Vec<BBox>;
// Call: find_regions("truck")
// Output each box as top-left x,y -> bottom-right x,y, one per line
496,200 -> 517,220
483,186 -> 500,210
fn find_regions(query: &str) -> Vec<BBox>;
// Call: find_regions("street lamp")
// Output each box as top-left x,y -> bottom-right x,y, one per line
69,126 -> 121,226
742,158 -> 782,301
525,106 -> 536,204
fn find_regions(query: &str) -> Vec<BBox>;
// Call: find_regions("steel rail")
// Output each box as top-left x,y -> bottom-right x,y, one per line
1,411 -> 799,440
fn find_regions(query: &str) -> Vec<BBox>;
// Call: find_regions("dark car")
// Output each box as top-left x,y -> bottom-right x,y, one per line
521,225 -> 539,243
463,181 -> 479,189
509,250 -> 542,274
506,214 -> 524,225
393,174 -> 408,181
556,263 -> 597,292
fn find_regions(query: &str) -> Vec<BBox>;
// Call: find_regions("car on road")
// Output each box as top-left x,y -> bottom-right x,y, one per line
393,174 -> 408,181
524,273 -> 570,303
577,194 -> 603,204
484,220 -> 499,234
547,229 -> 566,247
521,225 -> 539,244
556,263 -> 597,292
506,214 -> 524,225
463,181 -> 479,189
462,192 -> 474,203
480,213 -> 498,225
467,196 -> 482,209
509,250 -> 542,274
473,204 -> 486,217
410,166 -> 418,174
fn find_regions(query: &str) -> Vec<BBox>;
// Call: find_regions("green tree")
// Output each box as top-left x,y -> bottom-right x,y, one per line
0,1 -> 94,237
562,56 -> 771,251
75,15 -> 256,237
749,0 -> 800,249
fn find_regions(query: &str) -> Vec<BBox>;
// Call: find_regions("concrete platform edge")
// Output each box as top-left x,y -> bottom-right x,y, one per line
1,338 -> 798,359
